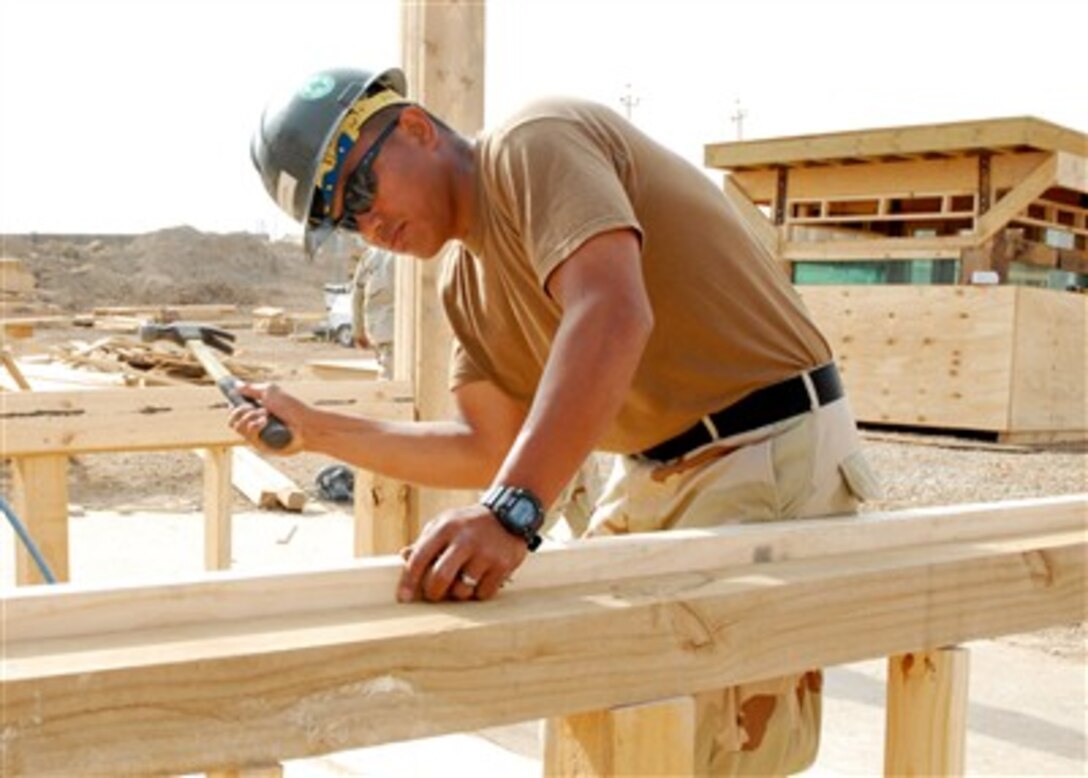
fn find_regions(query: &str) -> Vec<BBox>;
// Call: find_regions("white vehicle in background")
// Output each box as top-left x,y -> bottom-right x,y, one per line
322,282 -> 355,347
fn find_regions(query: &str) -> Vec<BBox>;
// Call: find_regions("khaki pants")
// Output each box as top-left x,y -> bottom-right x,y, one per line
555,396 -> 879,776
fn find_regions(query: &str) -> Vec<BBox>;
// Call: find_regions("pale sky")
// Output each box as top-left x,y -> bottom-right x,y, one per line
1,0 -> 1085,237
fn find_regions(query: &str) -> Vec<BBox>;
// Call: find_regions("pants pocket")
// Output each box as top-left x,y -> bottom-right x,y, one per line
838,450 -> 883,502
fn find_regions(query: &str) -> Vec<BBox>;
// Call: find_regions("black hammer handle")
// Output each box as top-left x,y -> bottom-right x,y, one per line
217,377 -> 294,450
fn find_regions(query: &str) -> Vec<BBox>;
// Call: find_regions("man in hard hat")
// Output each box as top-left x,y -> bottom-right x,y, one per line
242,65 -> 879,775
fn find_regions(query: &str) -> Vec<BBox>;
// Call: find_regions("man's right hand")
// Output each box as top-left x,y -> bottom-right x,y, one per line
228,382 -> 307,455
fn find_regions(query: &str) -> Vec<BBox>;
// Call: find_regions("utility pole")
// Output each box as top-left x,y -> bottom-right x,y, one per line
730,98 -> 747,140
620,83 -> 640,122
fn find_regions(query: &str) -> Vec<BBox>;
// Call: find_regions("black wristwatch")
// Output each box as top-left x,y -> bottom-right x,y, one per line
482,485 -> 545,551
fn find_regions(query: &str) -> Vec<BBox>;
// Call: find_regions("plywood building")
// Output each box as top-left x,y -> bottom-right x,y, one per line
705,117 -> 1087,443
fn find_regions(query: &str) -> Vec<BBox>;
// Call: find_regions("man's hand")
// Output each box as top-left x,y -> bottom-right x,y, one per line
228,382 -> 307,455
398,505 -> 529,602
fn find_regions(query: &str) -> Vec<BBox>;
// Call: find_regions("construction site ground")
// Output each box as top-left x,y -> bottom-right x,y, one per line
1,229 -> 1085,775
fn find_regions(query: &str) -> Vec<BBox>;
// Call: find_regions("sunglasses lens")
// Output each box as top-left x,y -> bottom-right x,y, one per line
342,170 -> 376,223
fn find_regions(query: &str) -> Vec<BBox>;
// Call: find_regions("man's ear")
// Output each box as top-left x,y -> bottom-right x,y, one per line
398,105 -> 438,148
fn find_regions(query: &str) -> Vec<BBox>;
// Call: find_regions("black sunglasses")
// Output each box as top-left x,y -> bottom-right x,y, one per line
335,115 -> 401,230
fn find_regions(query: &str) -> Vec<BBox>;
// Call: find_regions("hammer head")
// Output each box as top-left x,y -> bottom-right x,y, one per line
138,321 -> 236,355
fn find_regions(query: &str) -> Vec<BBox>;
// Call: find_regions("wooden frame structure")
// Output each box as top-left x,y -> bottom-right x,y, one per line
1,380 -> 415,584
3,494 -> 1084,774
705,117 -> 1088,443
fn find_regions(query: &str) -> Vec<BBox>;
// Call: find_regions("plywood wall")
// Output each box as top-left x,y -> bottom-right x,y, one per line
798,285 -> 1087,439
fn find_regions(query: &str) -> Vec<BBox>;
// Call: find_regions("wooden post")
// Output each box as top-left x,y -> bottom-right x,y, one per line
884,647 -> 969,776
11,454 -> 69,584
202,446 -> 233,570
544,696 -> 695,777
353,471 -> 412,556
400,0 -> 485,538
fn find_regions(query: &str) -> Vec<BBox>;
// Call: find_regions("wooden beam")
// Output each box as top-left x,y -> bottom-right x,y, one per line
354,471 -> 412,557
975,154 -> 1058,243
203,446 -> 233,570
543,696 -> 695,777
781,235 -> 973,261
230,448 -> 306,512
6,495 -> 1083,641
885,647 -> 969,775
0,379 -> 414,457
10,455 -> 69,585
2,497 -> 1083,775
400,0 -> 486,537
731,153 -> 1050,204
722,176 -> 779,258
705,116 -> 1087,171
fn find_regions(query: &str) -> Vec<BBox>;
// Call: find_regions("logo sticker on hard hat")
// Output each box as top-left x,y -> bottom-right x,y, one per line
298,74 -> 335,101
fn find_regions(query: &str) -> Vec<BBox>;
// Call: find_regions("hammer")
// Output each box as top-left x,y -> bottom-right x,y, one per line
139,321 -> 293,450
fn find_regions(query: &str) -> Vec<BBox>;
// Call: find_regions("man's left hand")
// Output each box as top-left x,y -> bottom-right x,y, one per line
398,504 -> 529,602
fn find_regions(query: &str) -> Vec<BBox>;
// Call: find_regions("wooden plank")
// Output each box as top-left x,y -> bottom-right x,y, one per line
543,696 -> 695,777
884,648 -> 969,776
10,455 -> 69,585
782,235 -> 973,261
6,494 -> 1083,642
722,175 -> 779,258
231,448 -> 306,511
306,357 -> 382,381
705,116 -> 1086,170
2,517 -> 1082,774
203,446 -> 233,570
0,379 -> 415,456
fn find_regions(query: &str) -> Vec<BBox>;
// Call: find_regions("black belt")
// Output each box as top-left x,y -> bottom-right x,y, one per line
637,363 -> 844,463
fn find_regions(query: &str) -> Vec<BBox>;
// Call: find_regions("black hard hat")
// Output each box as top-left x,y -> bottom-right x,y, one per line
251,67 -> 408,255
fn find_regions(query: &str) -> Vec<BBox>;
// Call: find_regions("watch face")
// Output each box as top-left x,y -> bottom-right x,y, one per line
506,497 -> 539,530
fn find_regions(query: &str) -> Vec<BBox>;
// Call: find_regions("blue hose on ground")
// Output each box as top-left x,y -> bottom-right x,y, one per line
0,493 -> 57,584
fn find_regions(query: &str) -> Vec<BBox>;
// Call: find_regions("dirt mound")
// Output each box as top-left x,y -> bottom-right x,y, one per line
2,227 -> 345,312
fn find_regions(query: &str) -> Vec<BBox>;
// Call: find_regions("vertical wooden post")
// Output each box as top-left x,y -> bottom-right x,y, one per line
202,445 -> 233,570
11,454 -> 69,584
544,696 -> 695,777
977,151 -> 993,216
399,0 -> 486,538
884,647 -> 969,776
353,471 -> 412,556
773,165 -> 789,226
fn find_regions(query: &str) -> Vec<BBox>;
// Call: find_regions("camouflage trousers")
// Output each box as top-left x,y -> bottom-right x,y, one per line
549,397 -> 879,776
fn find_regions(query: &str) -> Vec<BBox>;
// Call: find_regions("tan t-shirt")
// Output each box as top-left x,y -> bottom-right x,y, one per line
441,98 -> 831,455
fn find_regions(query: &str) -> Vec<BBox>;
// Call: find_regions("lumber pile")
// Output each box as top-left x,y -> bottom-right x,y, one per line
49,336 -> 272,385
